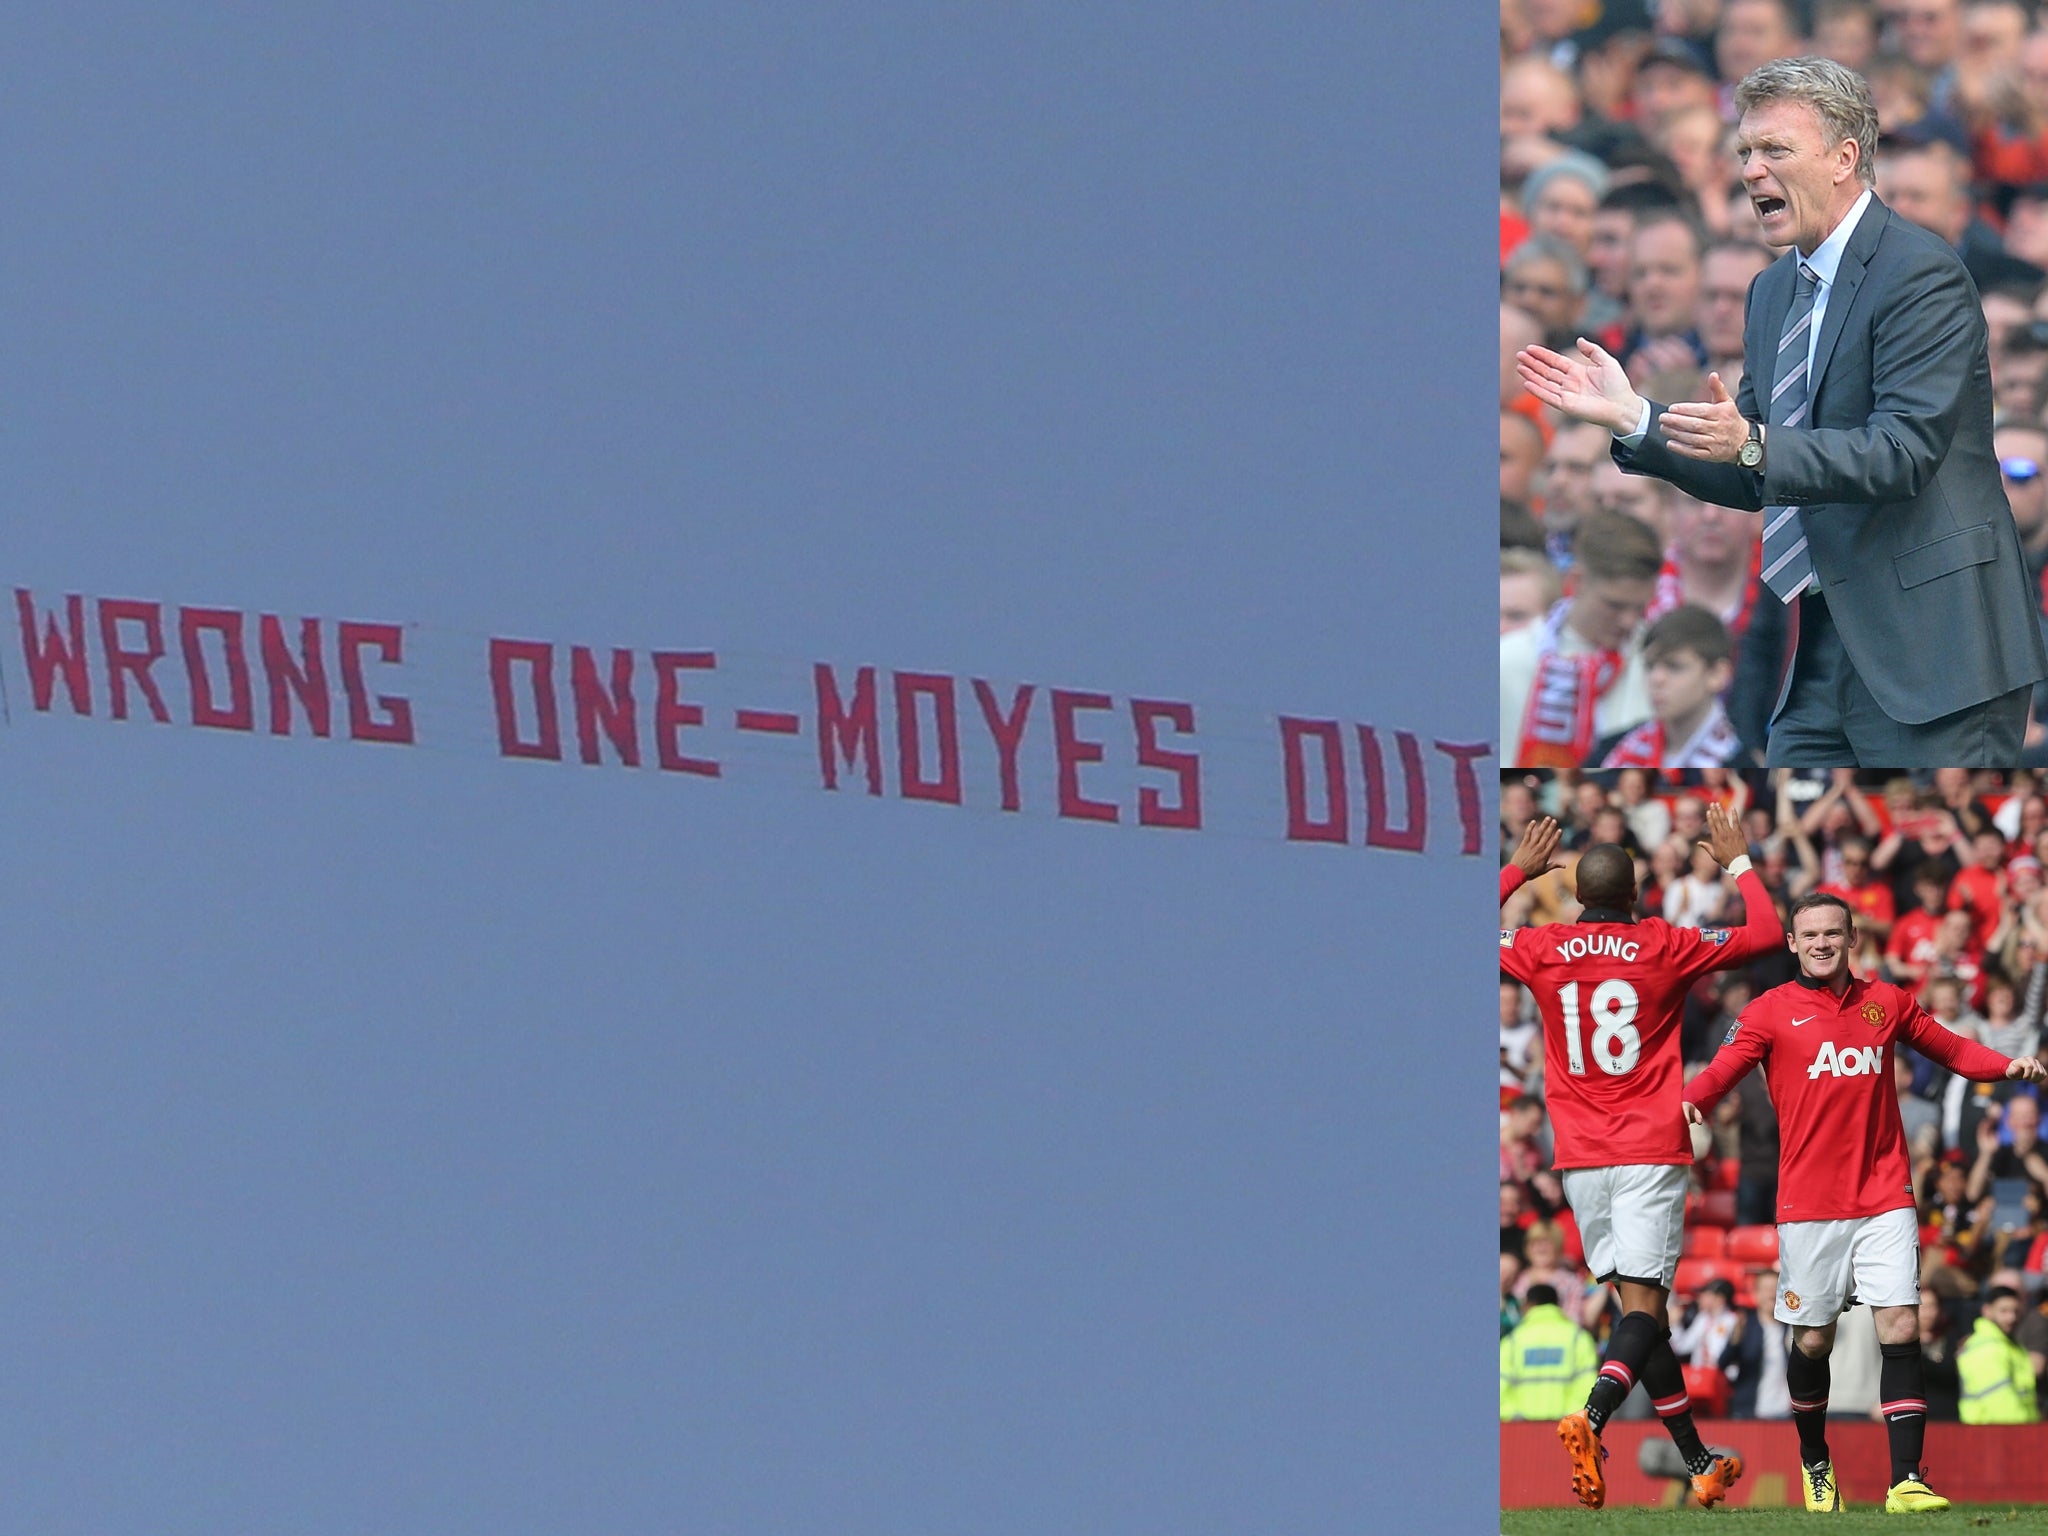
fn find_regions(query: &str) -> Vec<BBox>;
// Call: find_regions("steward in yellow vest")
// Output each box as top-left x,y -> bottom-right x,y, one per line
1501,1283 -> 1600,1421
1957,1286 -> 2040,1425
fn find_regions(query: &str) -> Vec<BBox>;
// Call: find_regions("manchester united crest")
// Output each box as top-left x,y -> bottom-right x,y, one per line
1784,1288 -> 1801,1309
1861,1002 -> 1886,1027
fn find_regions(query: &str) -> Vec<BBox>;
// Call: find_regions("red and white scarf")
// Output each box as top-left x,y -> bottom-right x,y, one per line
1642,543 -> 1762,637
1599,699 -> 1742,769
1517,601 -> 1624,769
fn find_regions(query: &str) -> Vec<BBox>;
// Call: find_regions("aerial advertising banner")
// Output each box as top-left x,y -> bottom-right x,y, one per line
4,586 -> 1490,857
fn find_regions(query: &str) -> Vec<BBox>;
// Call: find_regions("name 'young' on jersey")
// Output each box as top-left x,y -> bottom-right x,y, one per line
1499,869 -> 1780,1169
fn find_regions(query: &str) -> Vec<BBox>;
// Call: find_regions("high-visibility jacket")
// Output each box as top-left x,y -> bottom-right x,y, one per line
1957,1316 -> 2040,1425
1500,1303 -> 1600,1421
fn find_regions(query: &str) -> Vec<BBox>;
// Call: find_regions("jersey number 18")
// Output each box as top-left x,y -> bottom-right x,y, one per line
1559,979 -> 1643,1076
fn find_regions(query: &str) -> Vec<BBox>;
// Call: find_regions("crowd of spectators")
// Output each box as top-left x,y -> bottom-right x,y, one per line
1499,0 -> 2048,768
1499,766 -> 2048,1422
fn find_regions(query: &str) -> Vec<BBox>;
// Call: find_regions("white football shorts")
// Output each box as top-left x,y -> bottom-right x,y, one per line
1560,1163 -> 1690,1287
1774,1206 -> 1921,1325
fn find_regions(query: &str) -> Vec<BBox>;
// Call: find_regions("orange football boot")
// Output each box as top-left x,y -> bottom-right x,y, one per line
1555,1411 -> 1607,1509
1691,1452 -> 1743,1509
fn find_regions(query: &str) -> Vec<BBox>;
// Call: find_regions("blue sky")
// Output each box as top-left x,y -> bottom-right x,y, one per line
2,7 -> 1496,1530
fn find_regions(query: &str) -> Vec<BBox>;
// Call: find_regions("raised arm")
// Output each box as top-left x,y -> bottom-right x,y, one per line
1872,825 -> 1908,872
2018,958 -> 2048,1039
1903,997 -> 2048,1082
1683,1008 -> 1772,1122
1503,816 -> 1564,907
1839,773 -> 1883,838
1966,1108 -> 2004,1204
1701,802 -> 1785,966
1796,773 -> 1844,839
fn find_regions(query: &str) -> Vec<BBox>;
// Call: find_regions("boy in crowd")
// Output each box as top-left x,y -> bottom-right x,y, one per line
1594,605 -> 1740,768
1502,511 -> 1661,768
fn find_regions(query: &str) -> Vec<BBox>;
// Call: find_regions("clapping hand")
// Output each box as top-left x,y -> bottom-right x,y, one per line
1657,373 -> 1751,463
1515,339 -> 1644,436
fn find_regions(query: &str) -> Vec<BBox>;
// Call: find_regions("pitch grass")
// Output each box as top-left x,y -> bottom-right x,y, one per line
1502,1506 -> 2048,1533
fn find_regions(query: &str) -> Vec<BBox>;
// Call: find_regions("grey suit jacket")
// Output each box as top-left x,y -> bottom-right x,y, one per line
1616,197 -> 2047,726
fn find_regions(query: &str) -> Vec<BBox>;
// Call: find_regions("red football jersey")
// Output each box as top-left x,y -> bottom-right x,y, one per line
1817,878 -> 1894,931
1885,908 -> 1941,977
1499,869 -> 1781,1169
1683,976 -> 2013,1222
1948,866 -> 2003,951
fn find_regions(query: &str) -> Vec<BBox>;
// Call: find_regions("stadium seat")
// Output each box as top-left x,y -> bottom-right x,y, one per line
1696,1189 -> 1737,1227
1682,1227 -> 1727,1259
1710,1159 -> 1741,1191
1682,1364 -> 1732,1419
1673,1257 -> 1731,1296
1726,1225 -> 1779,1265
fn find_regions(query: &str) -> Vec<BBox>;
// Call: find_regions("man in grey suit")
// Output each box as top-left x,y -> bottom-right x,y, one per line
1518,56 -> 2048,767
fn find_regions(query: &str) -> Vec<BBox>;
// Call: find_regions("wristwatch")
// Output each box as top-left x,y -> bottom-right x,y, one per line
1737,420 -> 1764,468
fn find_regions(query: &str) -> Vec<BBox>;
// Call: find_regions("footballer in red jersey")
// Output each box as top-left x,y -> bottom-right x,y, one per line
1683,892 -> 2048,1514
1500,805 -> 1777,1509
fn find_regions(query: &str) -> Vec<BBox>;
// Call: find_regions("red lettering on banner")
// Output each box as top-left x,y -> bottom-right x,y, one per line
179,607 -> 254,732
1280,717 -> 1347,843
1132,699 -> 1201,830
816,663 -> 882,794
652,651 -> 719,776
894,671 -> 962,805
1435,741 -> 1491,856
489,638 -> 559,759
98,599 -> 172,723
971,680 -> 1033,813
15,590 -> 92,714
2,587 -> 1482,858
571,646 -> 640,768
1051,689 -> 1117,823
260,615 -> 331,737
340,622 -> 415,744
1359,726 -> 1427,853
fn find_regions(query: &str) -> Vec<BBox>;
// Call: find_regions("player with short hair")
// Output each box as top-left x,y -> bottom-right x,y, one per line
1681,891 -> 2048,1513
1500,802 -> 1780,1508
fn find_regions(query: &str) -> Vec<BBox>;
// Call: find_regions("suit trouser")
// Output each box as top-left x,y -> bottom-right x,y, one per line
1764,588 -> 2029,767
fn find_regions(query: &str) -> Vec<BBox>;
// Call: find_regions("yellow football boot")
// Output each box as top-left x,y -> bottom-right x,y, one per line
1802,1460 -> 1843,1512
1883,1475 -> 1950,1513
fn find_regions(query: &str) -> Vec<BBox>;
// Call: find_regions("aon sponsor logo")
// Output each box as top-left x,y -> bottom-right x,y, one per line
1807,1041 -> 1884,1079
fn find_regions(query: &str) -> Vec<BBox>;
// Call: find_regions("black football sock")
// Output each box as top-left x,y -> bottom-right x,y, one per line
1879,1341 -> 1929,1484
1585,1310 -> 1662,1432
1786,1344 -> 1832,1467
1640,1330 -> 1716,1477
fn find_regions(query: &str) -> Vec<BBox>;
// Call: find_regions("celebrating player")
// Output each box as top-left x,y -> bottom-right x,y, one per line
1682,893 -> 2048,1513
1500,801 -> 1779,1509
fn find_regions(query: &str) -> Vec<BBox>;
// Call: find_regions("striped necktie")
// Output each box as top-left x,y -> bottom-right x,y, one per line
1760,261 -> 1820,602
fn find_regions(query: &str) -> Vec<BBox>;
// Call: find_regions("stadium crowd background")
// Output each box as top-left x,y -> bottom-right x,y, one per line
1499,767 -> 2048,1422
1499,0 -> 2048,767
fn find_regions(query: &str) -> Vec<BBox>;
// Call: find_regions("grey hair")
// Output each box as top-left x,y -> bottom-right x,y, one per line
1734,56 -> 1880,188
1504,232 -> 1590,297
1522,151 -> 1611,212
